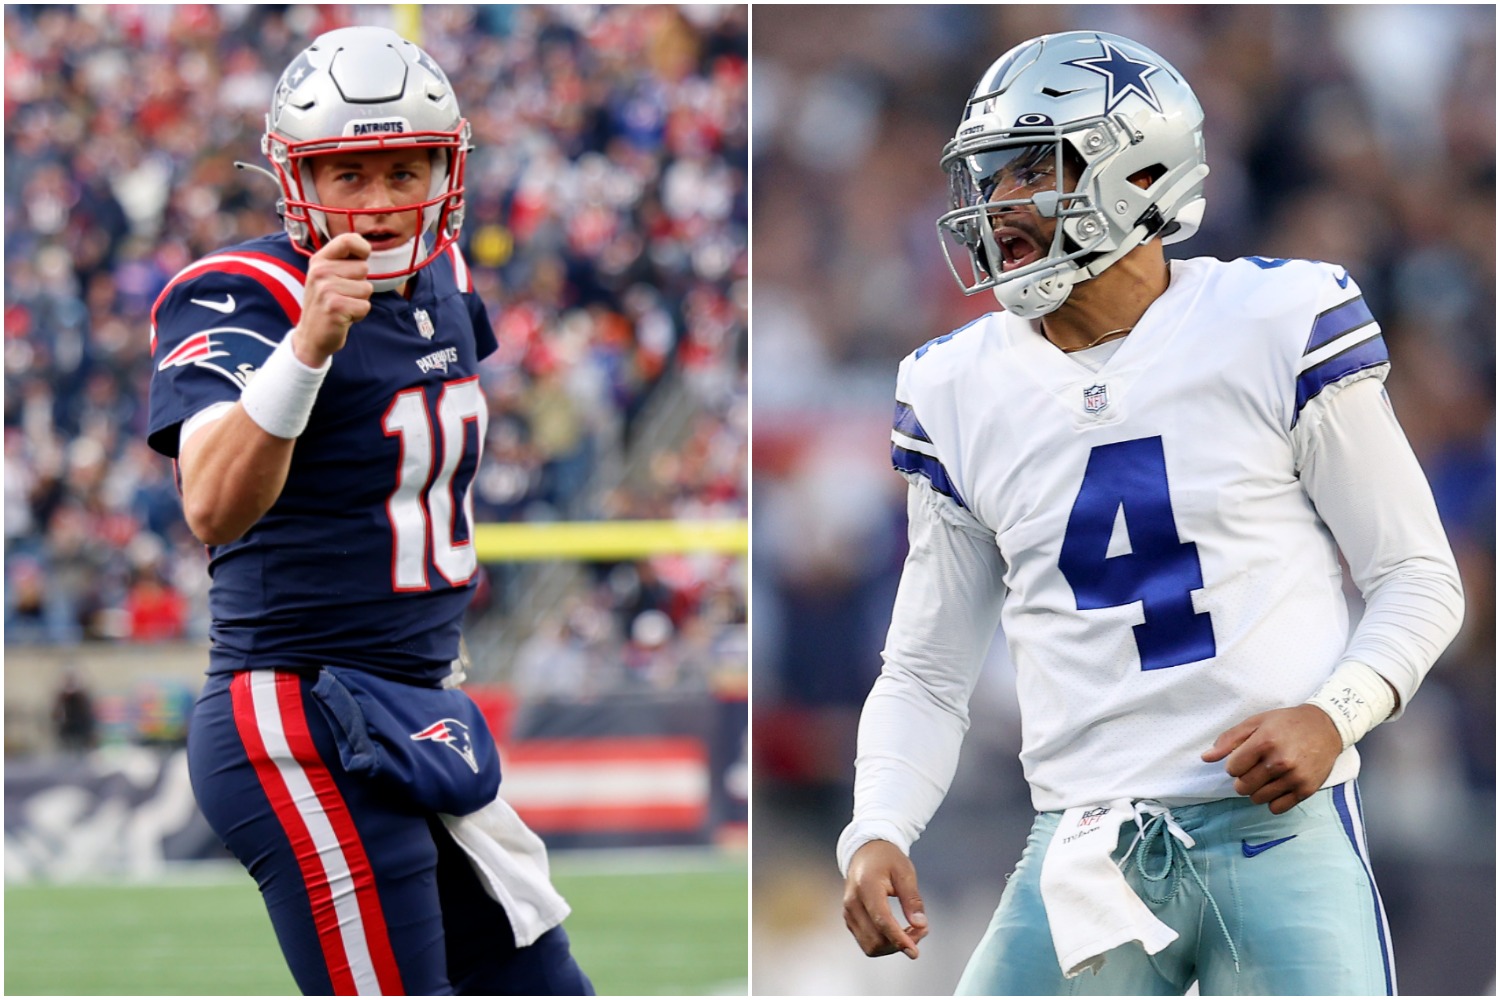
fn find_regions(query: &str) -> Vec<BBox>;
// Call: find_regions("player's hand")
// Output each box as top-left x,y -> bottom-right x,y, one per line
843,840 -> 929,960
292,232 -> 374,367
1202,704 -> 1343,815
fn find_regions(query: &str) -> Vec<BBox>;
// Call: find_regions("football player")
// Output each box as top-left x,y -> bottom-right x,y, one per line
839,30 -> 1464,996
147,27 -> 592,995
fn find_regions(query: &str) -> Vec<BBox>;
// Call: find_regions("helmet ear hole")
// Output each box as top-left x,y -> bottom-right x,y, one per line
1129,164 -> 1167,189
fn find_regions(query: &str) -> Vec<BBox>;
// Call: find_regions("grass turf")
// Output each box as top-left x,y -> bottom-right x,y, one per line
4,851 -> 747,996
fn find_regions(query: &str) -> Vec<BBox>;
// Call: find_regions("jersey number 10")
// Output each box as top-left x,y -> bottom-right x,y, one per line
1059,436 -> 1216,670
382,377 -> 485,591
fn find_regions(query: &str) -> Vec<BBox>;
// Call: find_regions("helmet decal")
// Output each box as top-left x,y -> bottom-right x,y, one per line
1064,40 -> 1165,114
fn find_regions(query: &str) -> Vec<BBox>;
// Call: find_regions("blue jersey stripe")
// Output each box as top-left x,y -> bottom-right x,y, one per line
1304,295 -> 1375,355
893,401 -> 931,443
1292,333 -> 1388,426
892,444 -> 968,510
1333,782 -> 1394,995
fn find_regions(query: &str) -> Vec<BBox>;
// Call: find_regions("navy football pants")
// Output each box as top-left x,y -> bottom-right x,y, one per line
188,670 -> 593,996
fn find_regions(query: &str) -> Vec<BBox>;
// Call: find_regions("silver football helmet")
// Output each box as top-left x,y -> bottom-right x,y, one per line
937,31 -> 1209,318
263,26 -> 471,290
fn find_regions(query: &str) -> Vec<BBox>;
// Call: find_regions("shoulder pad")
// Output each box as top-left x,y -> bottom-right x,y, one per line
912,314 -> 988,363
150,247 -> 308,355
1290,262 -> 1387,426
893,318 -> 992,512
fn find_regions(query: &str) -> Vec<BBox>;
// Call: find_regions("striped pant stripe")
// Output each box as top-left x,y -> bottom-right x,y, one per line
1332,780 -> 1397,996
231,672 -> 404,996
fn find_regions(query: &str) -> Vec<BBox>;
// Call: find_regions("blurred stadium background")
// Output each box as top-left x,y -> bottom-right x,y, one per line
4,4 -> 746,995
751,4 -> 1493,996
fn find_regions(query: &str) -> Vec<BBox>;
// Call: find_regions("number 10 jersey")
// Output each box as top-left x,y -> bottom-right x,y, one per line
147,234 -> 497,684
891,256 -> 1389,808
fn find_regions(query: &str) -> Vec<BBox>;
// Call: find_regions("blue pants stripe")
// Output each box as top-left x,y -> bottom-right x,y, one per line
1332,781 -> 1395,996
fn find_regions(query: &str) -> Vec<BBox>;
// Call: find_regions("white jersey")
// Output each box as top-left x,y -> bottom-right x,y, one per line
890,256 -> 1399,809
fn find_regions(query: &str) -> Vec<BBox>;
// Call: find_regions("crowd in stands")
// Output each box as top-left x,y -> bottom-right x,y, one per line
4,4 -> 747,693
751,6 -> 1493,994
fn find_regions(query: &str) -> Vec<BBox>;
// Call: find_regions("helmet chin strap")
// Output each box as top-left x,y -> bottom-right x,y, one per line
367,236 -> 427,292
992,268 -> 1074,319
991,222 -> 1148,318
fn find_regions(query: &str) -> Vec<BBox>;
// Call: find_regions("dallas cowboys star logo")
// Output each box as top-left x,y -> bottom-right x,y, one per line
1065,41 -> 1163,114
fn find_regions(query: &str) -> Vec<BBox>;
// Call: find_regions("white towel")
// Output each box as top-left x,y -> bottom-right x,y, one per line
440,793 -> 572,947
1038,798 -> 1179,978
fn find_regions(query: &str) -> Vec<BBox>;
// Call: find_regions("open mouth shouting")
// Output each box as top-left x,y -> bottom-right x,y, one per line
994,225 -> 1046,272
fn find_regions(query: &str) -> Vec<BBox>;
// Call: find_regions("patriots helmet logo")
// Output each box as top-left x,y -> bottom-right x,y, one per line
156,328 -> 279,388
410,718 -> 480,773
1065,40 -> 1164,114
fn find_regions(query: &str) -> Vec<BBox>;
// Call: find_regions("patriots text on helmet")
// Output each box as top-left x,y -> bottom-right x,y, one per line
347,119 -> 410,137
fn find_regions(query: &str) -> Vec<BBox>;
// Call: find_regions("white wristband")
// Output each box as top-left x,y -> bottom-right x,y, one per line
239,333 -> 330,439
1305,660 -> 1397,750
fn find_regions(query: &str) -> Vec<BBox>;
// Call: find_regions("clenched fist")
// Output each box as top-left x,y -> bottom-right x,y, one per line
291,232 -> 374,367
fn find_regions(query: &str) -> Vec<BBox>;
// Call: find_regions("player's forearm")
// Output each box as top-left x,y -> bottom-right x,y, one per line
179,404 -> 296,545
840,669 -> 971,873
1337,564 -> 1464,708
1297,376 -> 1466,708
840,480 -> 1006,873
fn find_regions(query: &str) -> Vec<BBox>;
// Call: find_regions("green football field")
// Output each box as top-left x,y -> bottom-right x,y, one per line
4,849 -> 748,996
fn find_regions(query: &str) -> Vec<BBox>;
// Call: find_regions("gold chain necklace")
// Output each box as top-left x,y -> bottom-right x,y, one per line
1044,325 -> 1134,353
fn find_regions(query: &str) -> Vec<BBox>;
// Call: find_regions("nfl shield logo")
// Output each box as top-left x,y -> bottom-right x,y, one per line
1083,383 -> 1109,414
414,308 -> 436,340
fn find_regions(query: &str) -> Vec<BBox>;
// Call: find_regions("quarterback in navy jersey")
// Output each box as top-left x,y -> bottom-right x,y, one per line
148,27 -> 591,996
149,231 -> 493,682
839,31 -> 1463,997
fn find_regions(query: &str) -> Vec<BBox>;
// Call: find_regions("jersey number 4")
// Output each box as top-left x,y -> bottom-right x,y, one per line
1059,436 -> 1216,670
382,377 -> 485,591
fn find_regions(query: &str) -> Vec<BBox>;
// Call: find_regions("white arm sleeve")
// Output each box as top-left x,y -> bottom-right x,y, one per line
836,477 -> 1008,876
1293,374 -> 1465,716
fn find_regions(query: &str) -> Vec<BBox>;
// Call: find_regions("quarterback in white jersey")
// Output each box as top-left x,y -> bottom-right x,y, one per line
839,31 -> 1464,997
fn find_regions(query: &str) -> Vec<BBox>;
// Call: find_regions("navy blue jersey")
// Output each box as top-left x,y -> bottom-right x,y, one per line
147,234 -> 498,683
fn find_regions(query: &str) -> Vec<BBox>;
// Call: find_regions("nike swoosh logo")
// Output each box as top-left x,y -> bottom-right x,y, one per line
1334,269 -> 1351,289
1241,835 -> 1297,858
190,294 -> 236,314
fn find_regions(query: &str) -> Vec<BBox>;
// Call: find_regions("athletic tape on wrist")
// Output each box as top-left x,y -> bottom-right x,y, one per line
239,333 -> 330,439
1304,660 -> 1397,750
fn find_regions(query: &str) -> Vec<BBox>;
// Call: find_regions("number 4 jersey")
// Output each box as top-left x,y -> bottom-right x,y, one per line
884,255 -> 1460,811
147,234 -> 496,684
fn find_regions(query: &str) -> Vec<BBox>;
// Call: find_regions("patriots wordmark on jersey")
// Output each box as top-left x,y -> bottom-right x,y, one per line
892,256 -> 1387,810
147,233 -> 494,683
